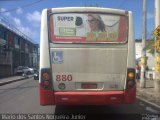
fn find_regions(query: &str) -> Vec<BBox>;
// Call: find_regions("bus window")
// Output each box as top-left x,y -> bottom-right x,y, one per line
49,13 -> 128,43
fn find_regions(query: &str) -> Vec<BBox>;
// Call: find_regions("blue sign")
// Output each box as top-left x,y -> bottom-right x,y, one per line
51,51 -> 63,64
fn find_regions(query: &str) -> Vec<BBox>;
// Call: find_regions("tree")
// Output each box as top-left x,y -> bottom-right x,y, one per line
145,38 -> 155,55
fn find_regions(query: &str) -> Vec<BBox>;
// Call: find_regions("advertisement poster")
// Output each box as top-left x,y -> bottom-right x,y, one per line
50,13 -> 127,43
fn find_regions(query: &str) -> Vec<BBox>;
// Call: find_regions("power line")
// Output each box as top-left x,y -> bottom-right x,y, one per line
0,0 -> 43,13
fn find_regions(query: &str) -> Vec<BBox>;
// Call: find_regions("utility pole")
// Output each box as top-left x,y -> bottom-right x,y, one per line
140,0 -> 147,88
154,0 -> 160,92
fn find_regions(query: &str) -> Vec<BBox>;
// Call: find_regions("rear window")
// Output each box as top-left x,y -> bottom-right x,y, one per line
49,13 -> 128,43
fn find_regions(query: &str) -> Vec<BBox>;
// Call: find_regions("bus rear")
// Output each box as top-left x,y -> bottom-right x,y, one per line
39,7 -> 136,105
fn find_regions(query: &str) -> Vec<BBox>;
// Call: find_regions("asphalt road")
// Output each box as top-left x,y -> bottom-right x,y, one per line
0,77 -> 159,120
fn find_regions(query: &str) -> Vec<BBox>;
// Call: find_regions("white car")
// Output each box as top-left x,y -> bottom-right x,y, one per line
16,66 -> 34,75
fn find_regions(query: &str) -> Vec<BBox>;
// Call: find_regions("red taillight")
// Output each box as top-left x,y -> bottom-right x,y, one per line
39,68 -> 55,106
44,81 -> 49,86
42,72 -> 50,81
127,80 -> 134,87
126,68 -> 136,89
40,68 -> 52,89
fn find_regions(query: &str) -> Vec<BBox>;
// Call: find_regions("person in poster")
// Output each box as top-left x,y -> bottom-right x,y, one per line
86,14 -> 107,41
87,14 -> 106,32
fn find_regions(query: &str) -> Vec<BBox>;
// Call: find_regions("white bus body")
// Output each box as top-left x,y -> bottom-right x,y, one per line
40,7 -> 136,105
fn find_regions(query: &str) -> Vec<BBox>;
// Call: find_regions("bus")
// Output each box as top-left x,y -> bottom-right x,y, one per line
39,7 -> 136,105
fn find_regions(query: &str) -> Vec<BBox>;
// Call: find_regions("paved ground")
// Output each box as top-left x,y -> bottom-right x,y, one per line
0,76 -> 160,108
136,79 -> 160,107
0,78 -> 159,120
0,75 -> 33,86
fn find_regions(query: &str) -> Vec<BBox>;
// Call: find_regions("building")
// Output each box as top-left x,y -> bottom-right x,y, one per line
0,16 -> 39,78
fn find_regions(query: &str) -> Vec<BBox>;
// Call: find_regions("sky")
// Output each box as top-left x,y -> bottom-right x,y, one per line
0,0 -> 155,44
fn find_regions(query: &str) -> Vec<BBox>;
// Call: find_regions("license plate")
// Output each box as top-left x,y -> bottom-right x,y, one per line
81,83 -> 97,89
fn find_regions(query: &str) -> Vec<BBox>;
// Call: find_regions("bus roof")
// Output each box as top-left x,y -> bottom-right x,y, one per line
49,7 -> 129,15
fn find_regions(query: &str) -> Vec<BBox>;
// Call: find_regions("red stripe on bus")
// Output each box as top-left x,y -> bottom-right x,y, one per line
118,16 -> 127,42
124,85 -> 136,104
40,84 -> 136,105
39,84 -> 55,106
54,90 -> 135,105
50,12 -> 54,43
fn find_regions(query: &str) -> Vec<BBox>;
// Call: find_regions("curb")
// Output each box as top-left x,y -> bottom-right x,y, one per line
136,96 -> 160,109
0,76 -> 33,86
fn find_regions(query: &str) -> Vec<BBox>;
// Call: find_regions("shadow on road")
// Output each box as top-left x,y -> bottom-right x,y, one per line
54,105 -> 141,120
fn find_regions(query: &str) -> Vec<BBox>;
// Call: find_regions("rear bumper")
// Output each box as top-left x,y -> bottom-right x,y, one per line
40,85 -> 136,105
54,91 -> 124,105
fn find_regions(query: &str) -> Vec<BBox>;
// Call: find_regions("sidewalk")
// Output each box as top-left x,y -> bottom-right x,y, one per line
0,75 -> 33,86
136,79 -> 160,107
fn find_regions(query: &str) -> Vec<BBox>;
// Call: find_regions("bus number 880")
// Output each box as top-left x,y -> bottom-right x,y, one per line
56,74 -> 72,81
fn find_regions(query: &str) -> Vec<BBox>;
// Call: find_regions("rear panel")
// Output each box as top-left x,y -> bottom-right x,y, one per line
50,46 -> 128,91
40,7 -> 136,105
48,9 -> 129,92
